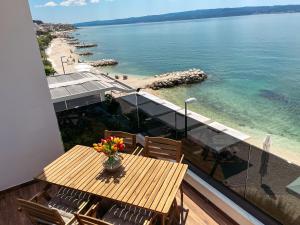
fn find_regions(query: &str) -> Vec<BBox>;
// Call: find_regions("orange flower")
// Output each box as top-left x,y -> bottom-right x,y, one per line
93,136 -> 125,157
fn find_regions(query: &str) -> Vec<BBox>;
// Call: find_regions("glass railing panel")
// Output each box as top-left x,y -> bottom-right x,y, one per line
182,138 -> 220,177
184,128 -> 250,198
57,94 -> 140,150
246,145 -> 300,225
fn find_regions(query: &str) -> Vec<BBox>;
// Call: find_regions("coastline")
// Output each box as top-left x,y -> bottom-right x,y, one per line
47,33 -> 300,166
46,37 -> 93,74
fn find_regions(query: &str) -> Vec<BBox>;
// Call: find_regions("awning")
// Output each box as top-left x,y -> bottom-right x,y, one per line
47,72 -> 134,112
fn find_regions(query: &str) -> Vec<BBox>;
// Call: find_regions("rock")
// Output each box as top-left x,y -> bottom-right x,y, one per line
68,41 -> 80,45
146,69 -> 207,90
78,51 -> 93,56
89,59 -> 118,67
75,43 -> 97,48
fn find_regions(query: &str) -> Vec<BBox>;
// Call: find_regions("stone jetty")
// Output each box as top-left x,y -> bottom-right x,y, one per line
90,59 -> 118,67
75,43 -> 97,48
78,51 -> 93,56
68,41 -> 80,45
146,69 -> 207,90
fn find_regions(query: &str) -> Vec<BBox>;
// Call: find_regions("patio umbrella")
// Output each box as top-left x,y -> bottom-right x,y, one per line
259,135 -> 271,185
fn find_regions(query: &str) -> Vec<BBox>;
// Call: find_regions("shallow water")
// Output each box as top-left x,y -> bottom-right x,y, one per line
74,13 -> 300,160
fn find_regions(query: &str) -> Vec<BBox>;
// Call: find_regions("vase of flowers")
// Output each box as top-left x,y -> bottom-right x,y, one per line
93,136 -> 125,172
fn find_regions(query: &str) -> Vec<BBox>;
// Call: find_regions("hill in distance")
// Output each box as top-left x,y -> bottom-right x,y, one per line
75,5 -> 300,27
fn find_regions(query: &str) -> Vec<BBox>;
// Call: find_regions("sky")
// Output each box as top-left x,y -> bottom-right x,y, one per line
28,0 -> 300,24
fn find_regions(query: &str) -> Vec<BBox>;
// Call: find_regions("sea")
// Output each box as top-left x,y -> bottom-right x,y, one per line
74,13 -> 300,162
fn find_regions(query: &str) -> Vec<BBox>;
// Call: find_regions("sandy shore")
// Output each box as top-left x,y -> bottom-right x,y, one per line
46,38 -> 93,74
46,36 -> 300,166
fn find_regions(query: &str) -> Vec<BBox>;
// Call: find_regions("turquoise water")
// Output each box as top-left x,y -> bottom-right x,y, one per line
74,13 -> 300,159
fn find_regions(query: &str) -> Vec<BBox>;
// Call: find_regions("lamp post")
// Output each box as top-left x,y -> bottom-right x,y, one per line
60,56 -> 66,74
184,97 -> 197,138
135,88 -> 142,129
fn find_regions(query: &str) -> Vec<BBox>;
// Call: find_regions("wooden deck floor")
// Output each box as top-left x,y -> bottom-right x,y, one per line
176,183 -> 237,225
0,181 -> 237,225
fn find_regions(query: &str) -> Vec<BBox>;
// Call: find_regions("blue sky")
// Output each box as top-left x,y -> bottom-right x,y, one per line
28,0 -> 300,23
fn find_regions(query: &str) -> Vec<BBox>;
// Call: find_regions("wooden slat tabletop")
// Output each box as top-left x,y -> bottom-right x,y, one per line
36,145 -> 188,215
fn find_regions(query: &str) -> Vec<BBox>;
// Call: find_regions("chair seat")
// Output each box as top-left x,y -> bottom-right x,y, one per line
103,204 -> 152,225
18,187 -> 91,225
47,187 -> 91,223
47,202 -> 75,223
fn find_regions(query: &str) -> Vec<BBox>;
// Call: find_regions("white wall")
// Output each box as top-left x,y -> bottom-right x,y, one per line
0,0 -> 64,191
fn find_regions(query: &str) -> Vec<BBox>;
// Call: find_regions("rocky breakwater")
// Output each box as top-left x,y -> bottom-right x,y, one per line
78,51 -> 93,56
90,59 -> 118,67
146,69 -> 207,90
75,43 -> 98,48
68,41 -> 80,45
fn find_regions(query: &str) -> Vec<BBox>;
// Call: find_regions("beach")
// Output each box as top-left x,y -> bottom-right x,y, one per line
46,34 -> 300,166
46,37 -> 93,74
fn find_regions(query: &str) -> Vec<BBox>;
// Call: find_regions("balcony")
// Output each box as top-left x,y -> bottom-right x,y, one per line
1,73 -> 299,225
33,75 -> 300,224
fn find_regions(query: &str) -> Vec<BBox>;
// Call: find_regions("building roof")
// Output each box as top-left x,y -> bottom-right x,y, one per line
47,72 -> 133,112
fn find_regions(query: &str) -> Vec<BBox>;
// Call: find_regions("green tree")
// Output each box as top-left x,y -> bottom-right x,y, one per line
37,33 -> 56,76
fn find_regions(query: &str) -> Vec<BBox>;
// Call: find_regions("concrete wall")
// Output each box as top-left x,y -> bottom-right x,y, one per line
0,0 -> 64,191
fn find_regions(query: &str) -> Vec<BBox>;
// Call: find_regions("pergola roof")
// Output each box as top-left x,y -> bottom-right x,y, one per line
47,72 -> 133,112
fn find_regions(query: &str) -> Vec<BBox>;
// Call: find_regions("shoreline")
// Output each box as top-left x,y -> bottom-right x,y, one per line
47,33 -> 300,166
46,37 -> 94,74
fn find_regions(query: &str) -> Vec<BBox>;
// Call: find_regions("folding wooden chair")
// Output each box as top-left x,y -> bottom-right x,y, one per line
144,136 -> 185,223
144,136 -> 183,163
104,130 -> 143,155
75,214 -> 112,225
102,203 -> 157,225
17,186 -> 90,225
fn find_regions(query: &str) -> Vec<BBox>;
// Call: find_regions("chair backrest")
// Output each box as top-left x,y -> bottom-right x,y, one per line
145,136 -> 182,162
75,214 -> 112,225
17,198 -> 65,225
104,130 -> 136,153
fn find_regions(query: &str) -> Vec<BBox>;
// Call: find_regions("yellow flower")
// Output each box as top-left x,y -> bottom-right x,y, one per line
113,137 -> 123,144
93,143 -> 104,153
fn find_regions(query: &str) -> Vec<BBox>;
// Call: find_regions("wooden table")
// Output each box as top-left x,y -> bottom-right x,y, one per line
36,145 -> 188,223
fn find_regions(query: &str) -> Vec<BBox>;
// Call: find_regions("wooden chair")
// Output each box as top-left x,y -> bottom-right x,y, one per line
104,130 -> 142,155
75,214 -> 112,225
144,136 -> 183,163
74,202 -> 112,225
102,203 -> 157,225
144,136 -> 185,224
17,186 -> 90,225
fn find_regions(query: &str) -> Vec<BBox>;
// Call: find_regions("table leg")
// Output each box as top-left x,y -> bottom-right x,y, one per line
162,215 -> 166,225
180,185 -> 184,223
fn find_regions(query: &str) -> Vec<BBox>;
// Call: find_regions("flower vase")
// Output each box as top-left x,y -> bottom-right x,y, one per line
103,154 -> 122,173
